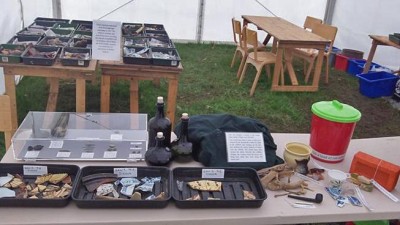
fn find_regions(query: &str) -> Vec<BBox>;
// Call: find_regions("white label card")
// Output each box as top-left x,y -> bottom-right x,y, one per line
2,57 -> 8,62
110,134 -> 123,140
92,20 -> 121,61
114,168 -> 138,177
81,152 -> 94,159
129,153 -> 142,159
23,165 -> 48,176
49,140 -> 64,149
202,169 -> 225,179
25,151 -> 40,158
104,151 -> 117,158
56,151 -> 71,158
225,132 -> 266,163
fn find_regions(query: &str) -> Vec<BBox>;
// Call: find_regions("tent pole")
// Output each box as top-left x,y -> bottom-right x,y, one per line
324,0 -> 336,25
196,0 -> 205,43
52,0 -> 62,19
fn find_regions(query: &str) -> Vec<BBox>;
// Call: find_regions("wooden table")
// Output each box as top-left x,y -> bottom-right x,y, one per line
0,60 -> 98,140
242,15 -> 330,92
363,35 -> 400,73
100,61 -> 183,126
1,133 -> 399,225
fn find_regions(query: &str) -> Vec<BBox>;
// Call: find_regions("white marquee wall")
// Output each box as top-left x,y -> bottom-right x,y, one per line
1,0 -> 399,93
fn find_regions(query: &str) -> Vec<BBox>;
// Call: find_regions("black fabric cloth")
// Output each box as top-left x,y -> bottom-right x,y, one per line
174,114 -> 283,170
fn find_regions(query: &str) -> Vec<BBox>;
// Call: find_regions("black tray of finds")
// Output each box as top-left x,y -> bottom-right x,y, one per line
72,166 -> 171,208
60,47 -> 91,67
123,46 -> 152,65
148,37 -> 174,48
171,167 -> 267,208
0,163 -> 79,207
21,46 -> 60,66
35,17 -> 69,23
144,23 -> 165,31
37,36 -> 71,47
0,44 -> 26,64
151,47 -> 180,67
69,38 -> 92,48
122,23 -> 145,36
145,30 -> 169,39
17,27 -> 46,37
45,28 -> 73,38
124,36 -> 149,47
8,35 -> 42,46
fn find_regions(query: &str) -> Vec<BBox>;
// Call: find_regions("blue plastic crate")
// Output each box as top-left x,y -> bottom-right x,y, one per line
328,46 -> 341,68
356,71 -> 399,98
347,59 -> 380,76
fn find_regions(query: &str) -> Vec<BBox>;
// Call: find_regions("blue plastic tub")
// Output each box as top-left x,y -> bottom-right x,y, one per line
356,71 -> 399,98
347,59 -> 380,76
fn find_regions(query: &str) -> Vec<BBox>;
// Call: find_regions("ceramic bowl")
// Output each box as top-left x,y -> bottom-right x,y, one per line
327,169 -> 348,187
283,142 -> 312,169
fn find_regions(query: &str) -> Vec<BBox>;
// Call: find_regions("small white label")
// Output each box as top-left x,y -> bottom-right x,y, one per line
110,134 -> 123,140
2,57 -> 9,63
130,142 -> 142,145
104,151 -> 117,158
114,168 -> 137,177
78,60 -> 84,66
128,153 -> 142,159
171,60 -> 177,66
23,165 -> 48,175
49,140 -> 64,149
312,150 -> 345,162
25,151 -> 40,158
81,152 -> 94,159
225,132 -> 266,163
56,151 -> 71,158
202,169 -> 225,179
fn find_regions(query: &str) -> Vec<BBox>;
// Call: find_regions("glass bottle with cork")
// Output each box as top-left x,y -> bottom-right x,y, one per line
171,113 -> 193,162
147,96 -> 172,149
145,132 -> 172,166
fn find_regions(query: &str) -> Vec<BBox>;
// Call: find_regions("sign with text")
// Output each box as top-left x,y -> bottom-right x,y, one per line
225,132 -> 266,163
92,20 -> 121,61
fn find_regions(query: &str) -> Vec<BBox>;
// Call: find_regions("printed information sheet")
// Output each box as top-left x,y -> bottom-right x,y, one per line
92,20 -> 121,60
225,132 -> 266,162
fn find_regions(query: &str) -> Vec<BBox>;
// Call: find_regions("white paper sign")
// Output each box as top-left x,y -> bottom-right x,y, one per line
92,20 -> 121,61
225,132 -> 266,163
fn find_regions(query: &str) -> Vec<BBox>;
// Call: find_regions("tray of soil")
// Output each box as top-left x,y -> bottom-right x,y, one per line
21,46 -> 60,66
60,47 -> 91,67
171,167 -> 267,208
17,27 -> 46,37
122,23 -> 145,36
7,35 -> 42,46
69,38 -> 92,48
151,47 -> 180,67
45,28 -> 73,38
148,37 -> 174,48
144,23 -> 165,31
72,166 -> 171,208
52,23 -> 78,31
124,37 -> 149,47
145,30 -> 169,39
123,46 -> 152,65
0,44 -> 26,63
37,36 -> 71,47
0,163 -> 79,207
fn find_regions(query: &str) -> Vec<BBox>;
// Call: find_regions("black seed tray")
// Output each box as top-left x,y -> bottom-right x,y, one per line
122,23 -> 145,36
122,46 -> 152,65
69,38 -> 92,49
60,47 -> 91,67
0,44 -> 26,63
76,24 -> 93,33
21,46 -> 60,66
37,36 -> 71,47
72,30 -> 92,40
70,20 -> 93,26
34,17 -> 69,23
72,166 -> 171,208
145,30 -> 169,39
0,163 -> 79,207
172,167 -> 267,208
144,23 -> 165,31
148,37 -> 174,48
52,23 -> 78,31
124,37 -> 149,47
17,27 -> 46,37
7,35 -> 42,46
389,34 -> 400,45
151,47 -> 181,67
45,28 -> 73,38
28,21 -> 53,30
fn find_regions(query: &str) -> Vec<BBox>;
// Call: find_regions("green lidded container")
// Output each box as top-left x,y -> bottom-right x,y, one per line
311,100 -> 361,123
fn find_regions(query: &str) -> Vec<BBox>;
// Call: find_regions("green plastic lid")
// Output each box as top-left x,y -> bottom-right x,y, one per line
311,100 -> 362,123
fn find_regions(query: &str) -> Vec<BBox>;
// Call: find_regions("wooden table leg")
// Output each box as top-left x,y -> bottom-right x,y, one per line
363,39 -> 378,74
46,78 -> 59,112
166,78 -> 178,127
311,49 -> 325,88
271,48 -> 284,90
76,79 -> 86,112
4,73 -> 18,136
100,75 -> 111,113
129,79 -> 139,113
284,49 -> 299,86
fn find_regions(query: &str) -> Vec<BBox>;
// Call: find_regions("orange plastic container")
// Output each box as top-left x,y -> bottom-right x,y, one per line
350,151 -> 400,191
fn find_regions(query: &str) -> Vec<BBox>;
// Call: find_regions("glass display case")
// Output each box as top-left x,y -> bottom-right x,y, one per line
12,112 -> 148,161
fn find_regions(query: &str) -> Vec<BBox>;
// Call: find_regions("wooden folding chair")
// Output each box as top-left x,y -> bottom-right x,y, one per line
303,16 -> 323,31
0,95 -> 13,150
238,26 -> 276,96
292,23 -> 338,84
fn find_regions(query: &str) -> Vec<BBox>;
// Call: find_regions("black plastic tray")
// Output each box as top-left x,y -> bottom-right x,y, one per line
144,23 -> 165,31
60,47 -> 91,67
389,34 -> 400,45
34,17 -> 69,23
122,46 -> 152,65
17,27 -> 46,37
21,46 -> 60,66
72,30 -> 92,40
0,44 -> 26,63
124,37 -> 149,47
69,38 -> 92,48
37,36 -> 71,47
7,35 -> 42,46
0,163 -> 79,207
151,47 -> 181,67
70,20 -> 93,26
172,167 -> 267,208
122,23 -> 145,36
145,30 -> 169,39
45,28 -> 73,38
72,166 -> 171,208
28,21 -> 53,30
148,37 -> 174,48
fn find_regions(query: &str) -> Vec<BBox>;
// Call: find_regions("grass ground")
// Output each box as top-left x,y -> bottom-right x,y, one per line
1,43 -> 400,158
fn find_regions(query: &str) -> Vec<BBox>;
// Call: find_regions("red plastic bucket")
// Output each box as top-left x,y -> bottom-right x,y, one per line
310,100 -> 361,163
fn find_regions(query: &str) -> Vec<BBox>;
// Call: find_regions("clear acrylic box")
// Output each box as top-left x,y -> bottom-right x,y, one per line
12,112 -> 148,161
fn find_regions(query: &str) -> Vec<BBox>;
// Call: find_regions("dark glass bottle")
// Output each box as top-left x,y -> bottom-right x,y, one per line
171,113 -> 193,162
145,132 -> 172,166
147,96 -> 172,148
